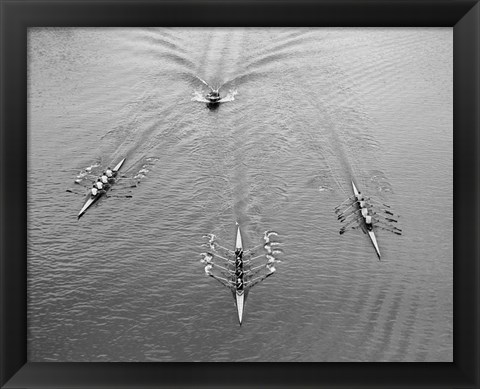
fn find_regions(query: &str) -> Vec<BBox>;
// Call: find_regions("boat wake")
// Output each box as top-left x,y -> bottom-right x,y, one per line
218,89 -> 238,103
132,157 -> 159,180
192,75 -> 238,105
191,88 -> 238,104
195,75 -> 215,91
263,230 -> 279,243
74,162 -> 101,184
191,90 -> 210,103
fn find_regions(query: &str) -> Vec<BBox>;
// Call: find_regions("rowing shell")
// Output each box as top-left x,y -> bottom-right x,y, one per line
77,158 -> 126,219
235,224 -> 245,324
351,181 -> 381,258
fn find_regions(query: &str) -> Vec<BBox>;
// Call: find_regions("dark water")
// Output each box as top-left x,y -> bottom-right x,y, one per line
27,28 -> 452,362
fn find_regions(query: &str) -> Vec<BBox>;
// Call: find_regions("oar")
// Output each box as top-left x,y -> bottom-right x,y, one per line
244,242 -> 265,254
339,209 -> 361,221
210,262 -> 234,274
376,226 -> 402,235
384,209 -> 399,217
245,269 -> 275,289
374,219 -> 402,232
372,212 -> 398,223
112,182 -> 137,190
66,189 -> 83,195
247,254 -> 266,262
368,207 -> 400,218
212,243 -> 235,254
339,225 -> 361,235
335,196 -> 355,209
249,263 -> 270,272
335,201 -> 356,214
211,253 -> 234,264
336,202 -> 357,215
339,215 -> 361,233
364,196 -> 391,208
207,271 -> 234,289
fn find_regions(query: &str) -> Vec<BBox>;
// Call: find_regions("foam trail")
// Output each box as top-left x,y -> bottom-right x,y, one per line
218,89 -> 238,103
263,230 -> 279,242
191,90 -> 210,103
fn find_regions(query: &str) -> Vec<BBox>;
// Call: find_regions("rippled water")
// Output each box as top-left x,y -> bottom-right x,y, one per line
27,28 -> 452,362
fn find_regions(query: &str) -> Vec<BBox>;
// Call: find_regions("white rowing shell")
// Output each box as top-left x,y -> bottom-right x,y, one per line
235,224 -> 245,324
351,181 -> 381,259
77,158 -> 126,219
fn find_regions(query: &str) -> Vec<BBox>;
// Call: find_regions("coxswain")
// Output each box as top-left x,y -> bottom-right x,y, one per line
355,191 -> 364,202
105,167 -> 113,178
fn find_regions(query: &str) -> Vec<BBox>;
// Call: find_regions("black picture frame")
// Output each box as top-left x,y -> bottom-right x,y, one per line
1,1 -> 478,388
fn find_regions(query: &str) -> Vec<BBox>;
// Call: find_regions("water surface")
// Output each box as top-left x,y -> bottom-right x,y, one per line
27,28 -> 452,362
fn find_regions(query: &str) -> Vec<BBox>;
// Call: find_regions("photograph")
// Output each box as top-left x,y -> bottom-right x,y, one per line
27,27 -> 452,362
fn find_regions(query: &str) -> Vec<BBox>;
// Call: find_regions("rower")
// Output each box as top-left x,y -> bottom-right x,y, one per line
91,184 -> 98,197
365,214 -> 373,231
355,191 -> 364,202
361,207 -> 369,218
95,179 -> 104,190
100,172 -> 109,185
105,167 -> 113,178
236,278 -> 243,290
235,257 -> 243,269
358,200 -> 367,208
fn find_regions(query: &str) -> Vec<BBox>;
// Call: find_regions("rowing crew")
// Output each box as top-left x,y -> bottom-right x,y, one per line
338,192 -> 402,236
201,252 -> 276,289
89,168 -> 115,198
200,250 -> 279,271
354,192 -> 373,231
234,248 -> 244,291
336,191 -> 374,230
